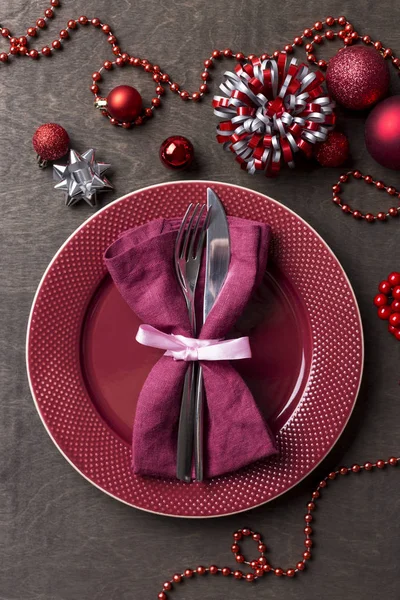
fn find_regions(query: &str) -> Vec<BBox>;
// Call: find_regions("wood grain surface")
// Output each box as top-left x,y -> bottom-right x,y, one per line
0,1 -> 399,599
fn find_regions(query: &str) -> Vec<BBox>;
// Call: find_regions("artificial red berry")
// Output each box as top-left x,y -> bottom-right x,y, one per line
377,305 -> 392,320
393,286 -> 400,300
373,294 -> 388,307
379,280 -> 391,295
389,313 -> 400,327
388,272 -> 400,286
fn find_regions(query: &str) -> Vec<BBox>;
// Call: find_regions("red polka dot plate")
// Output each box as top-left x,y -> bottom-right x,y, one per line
27,181 -> 363,518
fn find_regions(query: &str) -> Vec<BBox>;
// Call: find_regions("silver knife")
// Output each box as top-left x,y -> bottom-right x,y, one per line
194,188 -> 230,480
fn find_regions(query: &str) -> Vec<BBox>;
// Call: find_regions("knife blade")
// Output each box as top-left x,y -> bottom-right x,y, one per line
203,189 -> 231,322
194,188 -> 230,480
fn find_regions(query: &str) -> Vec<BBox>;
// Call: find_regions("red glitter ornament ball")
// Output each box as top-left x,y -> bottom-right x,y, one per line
314,131 -> 349,167
326,46 -> 389,110
365,96 -> 400,170
159,136 -> 194,170
32,123 -> 70,162
107,85 -> 143,122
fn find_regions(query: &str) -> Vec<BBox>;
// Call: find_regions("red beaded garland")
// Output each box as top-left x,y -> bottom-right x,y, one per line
2,10 -> 400,139
331,170 -> 400,222
155,454 -> 399,597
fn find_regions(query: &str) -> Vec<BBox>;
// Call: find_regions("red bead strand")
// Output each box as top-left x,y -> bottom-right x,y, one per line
3,12 -> 400,204
331,170 -> 400,222
156,455 -> 399,598
2,10 -> 400,128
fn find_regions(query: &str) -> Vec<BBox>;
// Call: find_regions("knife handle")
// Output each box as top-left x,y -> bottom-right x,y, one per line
176,363 -> 195,482
194,365 -> 204,482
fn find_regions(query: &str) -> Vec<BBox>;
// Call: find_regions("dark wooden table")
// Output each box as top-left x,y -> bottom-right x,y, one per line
1,1 -> 399,599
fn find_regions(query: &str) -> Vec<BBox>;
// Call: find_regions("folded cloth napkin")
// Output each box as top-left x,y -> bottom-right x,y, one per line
105,215 -> 277,479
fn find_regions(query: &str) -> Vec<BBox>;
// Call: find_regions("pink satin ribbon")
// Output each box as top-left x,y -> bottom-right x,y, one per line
136,324 -> 252,362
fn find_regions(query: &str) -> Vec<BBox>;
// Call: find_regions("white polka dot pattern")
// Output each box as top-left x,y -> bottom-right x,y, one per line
27,181 -> 363,517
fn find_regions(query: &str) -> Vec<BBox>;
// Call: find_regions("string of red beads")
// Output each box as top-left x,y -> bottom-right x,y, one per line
0,0 -> 61,60
331,171 -> 400,222
2,11 -> 400,127
157,456 -> 398,598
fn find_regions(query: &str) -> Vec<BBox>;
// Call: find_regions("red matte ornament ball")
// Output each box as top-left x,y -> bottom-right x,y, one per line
365,97 -> 400,170
32,123 -> 70,161
106,85 -> 143,122
159,136 -> 194,170
326,46 -> 390,110
314,131 -> 349,167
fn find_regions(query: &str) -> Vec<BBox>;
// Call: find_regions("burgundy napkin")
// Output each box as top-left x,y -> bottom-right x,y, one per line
105,216 -> 277,479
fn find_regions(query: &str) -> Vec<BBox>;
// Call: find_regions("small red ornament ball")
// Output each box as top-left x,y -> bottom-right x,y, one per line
314,131 -> 349,167
365,97 -> 400,170
159,136 -> 194,170
326,46 -> 389,110
107,85 -> 143,122
32,123 -> 70,161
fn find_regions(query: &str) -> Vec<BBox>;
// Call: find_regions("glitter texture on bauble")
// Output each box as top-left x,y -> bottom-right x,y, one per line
32,123 -> 70,168
326,46 -> 389,111
314,131 -> 349,167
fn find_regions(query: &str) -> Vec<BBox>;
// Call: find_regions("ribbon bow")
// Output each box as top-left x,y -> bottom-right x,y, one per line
136,324 -> 252,362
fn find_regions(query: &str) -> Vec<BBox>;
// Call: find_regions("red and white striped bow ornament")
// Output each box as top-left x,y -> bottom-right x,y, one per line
213,52 -> 336,177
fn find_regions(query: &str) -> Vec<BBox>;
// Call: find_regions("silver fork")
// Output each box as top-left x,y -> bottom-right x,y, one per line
174,203 -> 209,482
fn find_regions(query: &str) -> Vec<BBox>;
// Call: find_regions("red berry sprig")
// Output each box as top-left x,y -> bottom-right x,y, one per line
374,272 -> 400,339
157,456 -> 399,598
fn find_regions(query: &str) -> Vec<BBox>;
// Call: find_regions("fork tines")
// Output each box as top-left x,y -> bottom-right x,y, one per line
176,203 -> 209,261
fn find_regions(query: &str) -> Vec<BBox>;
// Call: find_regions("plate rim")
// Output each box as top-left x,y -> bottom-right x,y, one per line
26,180 -> 364,518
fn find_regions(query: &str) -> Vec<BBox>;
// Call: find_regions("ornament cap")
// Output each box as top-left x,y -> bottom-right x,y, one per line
36,154 -> 48,169
94,97 -> 108,110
